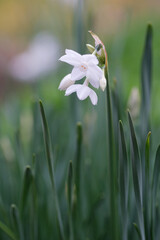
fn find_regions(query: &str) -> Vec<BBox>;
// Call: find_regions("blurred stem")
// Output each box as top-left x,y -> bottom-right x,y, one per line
75,122 -> 82,199
75,122 -> 83,240
105,70 -> 118,240
67,161 -> 74,240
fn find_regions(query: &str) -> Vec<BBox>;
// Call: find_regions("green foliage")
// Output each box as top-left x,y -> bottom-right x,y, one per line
0,23 -> 160,240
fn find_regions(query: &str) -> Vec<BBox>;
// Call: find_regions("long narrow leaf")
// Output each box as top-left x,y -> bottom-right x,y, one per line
10,204 -> 24,240
151,145 -> 160,239
144,132 -> 151,240
145,132 -> 151,179
128,111 -> 145,240
152,145 -> 160,200
67,161 -> 73,212
119,120 -> 129,240
105,70 -> 118,240
75,122 -> 82,199
20,165 -> 33,214
74,122 -> 83,239
39,100 -> 65,240
133,223 -> 142,240
140,24 -> 153,139
0,221 -> 17,240
67,161 -> 74,240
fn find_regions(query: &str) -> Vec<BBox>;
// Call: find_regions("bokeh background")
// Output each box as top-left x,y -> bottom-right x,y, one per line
0,0 -> 160,107
0,1 -> 160,239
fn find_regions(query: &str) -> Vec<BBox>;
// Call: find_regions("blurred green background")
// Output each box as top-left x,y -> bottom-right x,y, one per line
0,0 -> 160,239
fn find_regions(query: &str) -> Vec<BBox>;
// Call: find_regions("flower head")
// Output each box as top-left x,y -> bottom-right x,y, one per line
59,38 -> 107,105
59,49 -> 102,88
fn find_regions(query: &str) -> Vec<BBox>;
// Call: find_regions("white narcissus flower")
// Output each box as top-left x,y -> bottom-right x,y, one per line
65,83 -> 98,105
59,49 -> 102,88
58,74 -> 75,90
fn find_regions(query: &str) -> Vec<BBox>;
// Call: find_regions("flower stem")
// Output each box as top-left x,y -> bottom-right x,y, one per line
105,70 -> 118,240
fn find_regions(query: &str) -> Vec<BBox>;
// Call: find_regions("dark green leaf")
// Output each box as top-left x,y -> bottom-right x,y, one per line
105,74 -> 118,240
151,145 -> 160,239
75,122 -> 82,196
133,223 -> 142,240
67,161 -> 74,240
128,111 -> 145,240
39,100 -> 65,240
128,112 -> 142,207
140,24 -> 153,137
119,120 -> 129,240
145,131 -> 151,179
67,161 -> 73,211
0,221 -> 17,240
10,204 -> 24,240
144,131 -> 151,240
20,165 -> 33,214
119,120 -> 129,210
152,145 -> 160,199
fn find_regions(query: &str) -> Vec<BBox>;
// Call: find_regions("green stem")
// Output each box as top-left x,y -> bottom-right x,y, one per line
67,161 -> 74,240
105,70 -> 118,240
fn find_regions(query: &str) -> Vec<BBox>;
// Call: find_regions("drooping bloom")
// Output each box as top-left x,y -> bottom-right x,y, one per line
59,49 -> 102,88
65,82 -> 98,105
58,40 -> 107,105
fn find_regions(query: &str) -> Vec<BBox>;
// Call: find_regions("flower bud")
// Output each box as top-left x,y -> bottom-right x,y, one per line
89,31 -> 108,68
58,74 -> 75,91
100,69 -> 107,91
86,44 -> 95,54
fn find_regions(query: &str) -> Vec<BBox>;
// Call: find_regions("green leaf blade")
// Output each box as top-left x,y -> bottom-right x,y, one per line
140,24 -> 153,138
128,111 -> 145,240
0,221 -> 17,240
20,165 -> 33,214
39,100 -> 65,240
10,204 -> 24,240
119,120 -> 129,240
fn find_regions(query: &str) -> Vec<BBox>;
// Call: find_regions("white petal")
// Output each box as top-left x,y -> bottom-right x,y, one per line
89,89 -> 98,105
87,72 -> 99,88
88,64 -> 103,77
76,85 -> 90,100
71,67 -> 86,81
65,84 -> 81,96
82,54 -> 98,65
65,49 -> 81,58
59,55 -> 80,66
87,65 -> 103,88
58,74 -> 74,91
89,77 -> 100,88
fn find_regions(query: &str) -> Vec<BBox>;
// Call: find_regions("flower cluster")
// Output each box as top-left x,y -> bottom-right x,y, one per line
58,32 -> 107,105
